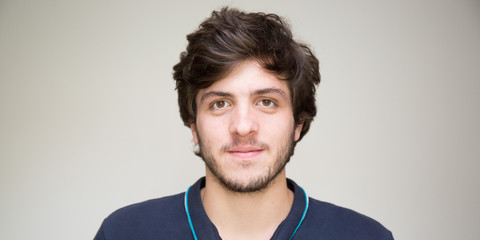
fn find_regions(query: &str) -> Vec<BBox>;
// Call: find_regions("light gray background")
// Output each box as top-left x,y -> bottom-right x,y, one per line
1,0 -> 479,239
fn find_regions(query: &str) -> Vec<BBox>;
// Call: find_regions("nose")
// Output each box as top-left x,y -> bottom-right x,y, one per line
229,104 -> 259,137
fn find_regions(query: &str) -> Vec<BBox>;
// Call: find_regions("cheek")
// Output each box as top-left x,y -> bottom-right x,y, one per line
261,114 -> 296,139
196,116 -> 228,144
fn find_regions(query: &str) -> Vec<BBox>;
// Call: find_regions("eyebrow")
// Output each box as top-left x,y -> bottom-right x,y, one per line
199,88 -> 288,104
199,91 -> 233,104
252,88 -> 288,98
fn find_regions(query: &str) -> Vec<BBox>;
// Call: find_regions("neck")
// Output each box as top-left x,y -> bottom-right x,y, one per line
201,169 -> 294,240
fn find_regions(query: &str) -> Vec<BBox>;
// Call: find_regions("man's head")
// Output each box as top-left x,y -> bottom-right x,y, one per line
173,7 -> 320,141
173,8 -> 320,192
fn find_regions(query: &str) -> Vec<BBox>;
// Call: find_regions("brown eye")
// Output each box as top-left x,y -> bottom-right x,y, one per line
212,100 -> 229,109
258,99 -> 276,107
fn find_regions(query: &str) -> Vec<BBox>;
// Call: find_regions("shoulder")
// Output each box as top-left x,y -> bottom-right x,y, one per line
299,198 -> 394,240
97,193 -> 191,240
106,193 -> 185,221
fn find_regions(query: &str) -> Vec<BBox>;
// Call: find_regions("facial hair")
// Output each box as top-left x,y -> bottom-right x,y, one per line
196,128 -> 296,193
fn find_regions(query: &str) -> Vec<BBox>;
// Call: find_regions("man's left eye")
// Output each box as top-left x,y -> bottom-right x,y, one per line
258,99 -> 276,107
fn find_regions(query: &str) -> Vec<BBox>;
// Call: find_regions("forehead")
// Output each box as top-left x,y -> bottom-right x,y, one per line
196,61 -> 290,101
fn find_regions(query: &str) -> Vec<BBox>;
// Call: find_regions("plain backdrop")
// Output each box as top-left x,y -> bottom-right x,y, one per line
1,0 -> 479,239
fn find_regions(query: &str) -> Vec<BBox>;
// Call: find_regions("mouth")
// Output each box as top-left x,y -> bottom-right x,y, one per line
227,146 -> 264,160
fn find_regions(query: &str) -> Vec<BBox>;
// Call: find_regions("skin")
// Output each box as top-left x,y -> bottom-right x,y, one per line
190,61 -> 303,239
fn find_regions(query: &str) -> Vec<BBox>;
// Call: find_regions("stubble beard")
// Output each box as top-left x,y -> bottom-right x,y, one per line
196,129 -> 296,193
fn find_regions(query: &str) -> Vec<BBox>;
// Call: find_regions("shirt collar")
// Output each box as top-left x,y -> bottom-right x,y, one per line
185,177 -> 308,240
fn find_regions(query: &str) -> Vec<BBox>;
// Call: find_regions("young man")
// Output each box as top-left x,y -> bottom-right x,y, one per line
94,8 -> 393,240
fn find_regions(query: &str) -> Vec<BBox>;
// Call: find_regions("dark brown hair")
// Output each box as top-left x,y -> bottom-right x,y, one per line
173,7 -> 320,141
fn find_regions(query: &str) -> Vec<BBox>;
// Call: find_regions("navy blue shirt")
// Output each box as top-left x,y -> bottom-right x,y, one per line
94,178 -> 393,239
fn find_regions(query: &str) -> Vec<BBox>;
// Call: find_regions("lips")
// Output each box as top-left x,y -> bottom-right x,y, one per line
227,146 -> 264,160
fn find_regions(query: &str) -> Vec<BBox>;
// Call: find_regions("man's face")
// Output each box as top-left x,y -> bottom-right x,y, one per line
191,61 -> 303,193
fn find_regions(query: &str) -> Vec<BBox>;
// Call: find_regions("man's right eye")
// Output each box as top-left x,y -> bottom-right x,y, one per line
211,100 -> 230,109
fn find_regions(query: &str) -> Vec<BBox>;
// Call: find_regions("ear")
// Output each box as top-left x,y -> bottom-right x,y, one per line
190,123 -> 199,144
294,122 -> 303,142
